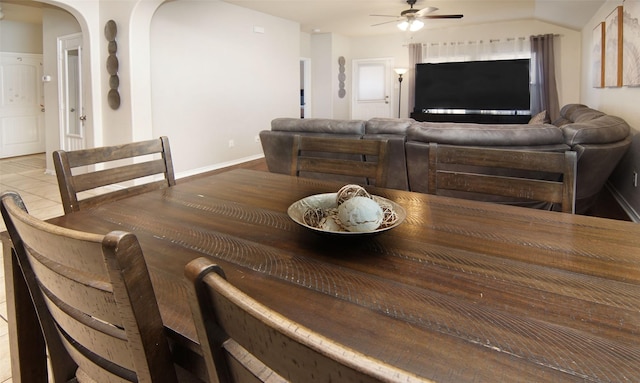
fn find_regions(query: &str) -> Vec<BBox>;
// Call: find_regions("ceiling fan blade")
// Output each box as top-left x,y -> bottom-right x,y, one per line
371,19 -> 401,27
416,6 -> 438,16
370,14 -> 400,17
423,14 -> 464,19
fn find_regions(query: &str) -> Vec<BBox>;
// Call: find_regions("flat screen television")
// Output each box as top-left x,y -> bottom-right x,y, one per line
414,59 -> 531,114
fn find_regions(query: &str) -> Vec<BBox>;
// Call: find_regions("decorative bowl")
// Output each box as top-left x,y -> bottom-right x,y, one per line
287,193 -> 406,235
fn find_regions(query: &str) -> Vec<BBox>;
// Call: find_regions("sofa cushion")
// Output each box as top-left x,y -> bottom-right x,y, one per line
365,118 -> 414,134
407,122 -> 564,146
528,110 -> 548,124
271,118 -> 365,134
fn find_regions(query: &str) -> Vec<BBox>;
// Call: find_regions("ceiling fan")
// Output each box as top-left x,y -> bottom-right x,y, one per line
371,0 -> 463,32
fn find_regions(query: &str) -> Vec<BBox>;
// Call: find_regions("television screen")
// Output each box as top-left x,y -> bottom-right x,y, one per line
414,59 -> 531,113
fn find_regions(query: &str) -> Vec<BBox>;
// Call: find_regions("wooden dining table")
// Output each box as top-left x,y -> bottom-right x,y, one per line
4,169 -> 640,382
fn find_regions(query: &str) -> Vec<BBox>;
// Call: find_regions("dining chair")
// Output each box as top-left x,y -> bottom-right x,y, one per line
290,135 -> 389,187
427,143 -> 577,213
53,136 -> 176,214
0,191 -> 196,383
184,256 -> 431,383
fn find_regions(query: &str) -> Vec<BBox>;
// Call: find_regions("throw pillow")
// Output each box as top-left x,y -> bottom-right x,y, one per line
528,110 -> 548,124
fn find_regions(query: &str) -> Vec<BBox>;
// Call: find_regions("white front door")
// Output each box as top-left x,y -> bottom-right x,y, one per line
351,58 -> 394,120
0,52 -> 45,158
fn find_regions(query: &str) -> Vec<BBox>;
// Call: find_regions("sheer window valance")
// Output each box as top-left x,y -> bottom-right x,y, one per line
422,37 -> 531,63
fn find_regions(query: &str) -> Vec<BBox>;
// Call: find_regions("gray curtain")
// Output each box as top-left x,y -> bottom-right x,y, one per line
408,43 -> 422,115
530,34 -> 560,122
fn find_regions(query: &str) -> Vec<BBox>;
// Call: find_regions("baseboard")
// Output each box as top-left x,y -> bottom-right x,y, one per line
175,154 -> 265,180
606,182 -> 640,223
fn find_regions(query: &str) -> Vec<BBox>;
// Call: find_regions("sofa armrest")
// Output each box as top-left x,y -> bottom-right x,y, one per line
562,115 -> 630,145
571,136 -> 632,213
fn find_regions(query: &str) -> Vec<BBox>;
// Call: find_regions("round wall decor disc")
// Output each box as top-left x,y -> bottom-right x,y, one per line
108,40 -> 117,54
109,74 -> 120,89
104,20 -> 117,41
106,54 -> 119,75
108,89 -> 121,109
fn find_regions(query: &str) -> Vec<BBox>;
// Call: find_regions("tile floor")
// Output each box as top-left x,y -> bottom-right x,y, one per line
0,153 -> 65,383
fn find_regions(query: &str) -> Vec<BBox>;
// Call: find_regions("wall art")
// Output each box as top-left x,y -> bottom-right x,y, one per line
605,6 -> 623,87
592,22 -> 605,88
104,19 -> 120,109
338,56 -> 346,98
623,1 -> 640,86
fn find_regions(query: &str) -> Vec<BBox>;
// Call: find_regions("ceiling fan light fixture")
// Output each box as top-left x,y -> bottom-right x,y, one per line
397,18 -> 424,32
409,19 -> 424,31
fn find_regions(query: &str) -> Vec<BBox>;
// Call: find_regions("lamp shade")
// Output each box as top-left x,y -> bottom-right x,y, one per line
394,68 -> 408,75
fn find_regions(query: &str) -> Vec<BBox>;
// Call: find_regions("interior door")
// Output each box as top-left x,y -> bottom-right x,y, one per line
0,52 -> 45,158
58,33 -> 85,151
352,58 -> 394,119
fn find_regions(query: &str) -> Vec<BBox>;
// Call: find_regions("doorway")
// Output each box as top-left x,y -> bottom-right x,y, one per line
58,33 -> 86,151
351,58 -> 394,120
300,58 -> 311,118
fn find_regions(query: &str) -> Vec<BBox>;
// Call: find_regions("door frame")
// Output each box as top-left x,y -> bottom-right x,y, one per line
57,32 -> 86,151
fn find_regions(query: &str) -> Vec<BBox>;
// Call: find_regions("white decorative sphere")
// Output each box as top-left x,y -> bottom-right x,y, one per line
337,196 -> 384,232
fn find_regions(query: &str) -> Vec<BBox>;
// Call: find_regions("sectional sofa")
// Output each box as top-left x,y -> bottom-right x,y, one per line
260,104 -> 632,214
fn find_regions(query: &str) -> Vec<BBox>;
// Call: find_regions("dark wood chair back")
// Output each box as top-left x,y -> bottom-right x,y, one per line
53,136 -> 176,214
290,135 -> 389,187
185,257 -> 431,383
0,191 -> 179,383
427,143 -> 577,213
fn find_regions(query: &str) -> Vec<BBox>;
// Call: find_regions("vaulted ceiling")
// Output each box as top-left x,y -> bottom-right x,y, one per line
222,0 -> 606,37
0,0 -> 606,36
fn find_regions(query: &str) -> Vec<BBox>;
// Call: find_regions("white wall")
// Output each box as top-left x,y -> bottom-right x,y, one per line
97,0 -> 139,148
0,20 -> 43,53
150,1 -> 300,175
310,33 -> 333,118
300,32 -> 311,58
332,34 -> 350,119
307,33 -> 352,119
582,1 -> 640,216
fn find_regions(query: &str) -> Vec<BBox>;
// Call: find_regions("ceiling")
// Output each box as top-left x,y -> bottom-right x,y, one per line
0,0 -> 606,36
222,0 -> 606,37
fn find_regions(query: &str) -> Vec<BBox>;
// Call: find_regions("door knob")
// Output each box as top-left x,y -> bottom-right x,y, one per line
79,115 -> 87,121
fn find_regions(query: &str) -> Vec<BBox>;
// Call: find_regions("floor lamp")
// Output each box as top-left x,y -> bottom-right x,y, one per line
394,68 -> 408,118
